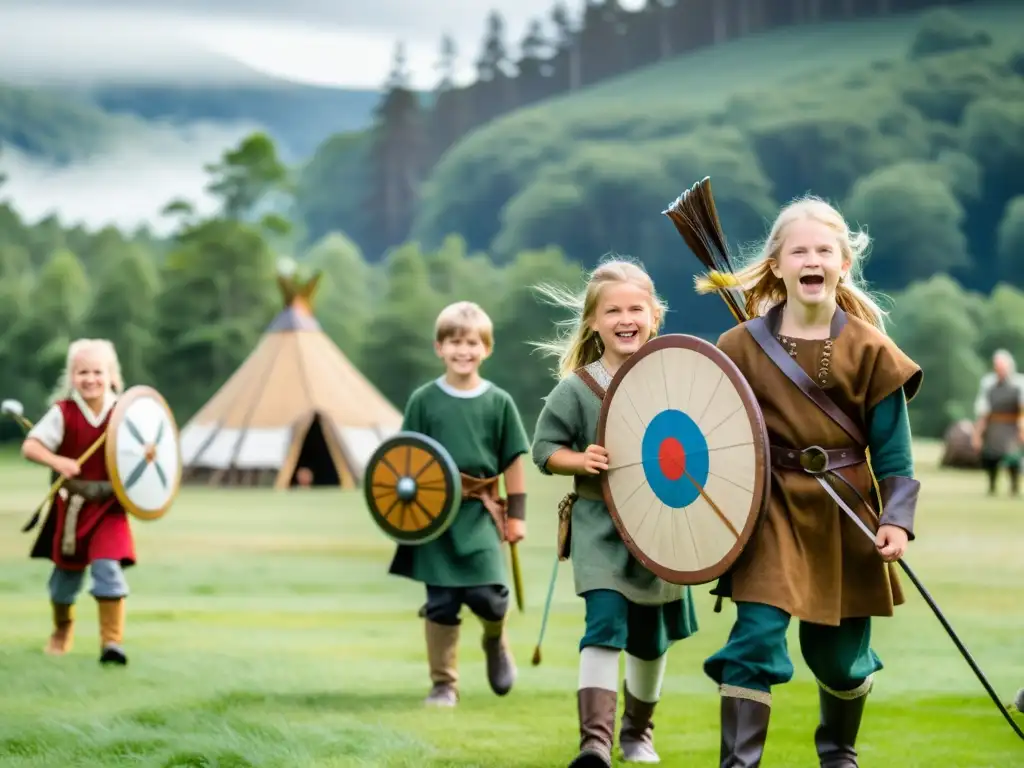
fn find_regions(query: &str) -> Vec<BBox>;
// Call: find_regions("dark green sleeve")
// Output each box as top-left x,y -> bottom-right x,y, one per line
867,388 -> 914,481
401,389 -> 423,433
531,379 -> 579,476
867,387 -> 920,539
498,391 -> 530,471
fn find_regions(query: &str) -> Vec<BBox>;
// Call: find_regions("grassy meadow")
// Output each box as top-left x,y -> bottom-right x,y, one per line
0,441 -> 1022,767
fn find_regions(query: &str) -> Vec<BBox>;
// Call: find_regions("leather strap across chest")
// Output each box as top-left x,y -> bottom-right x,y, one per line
745,311 -> 866,447
745,307 -> 878,516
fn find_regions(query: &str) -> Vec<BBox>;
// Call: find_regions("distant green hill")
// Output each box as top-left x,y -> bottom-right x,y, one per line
411,1 -> 1024,257
76,83 -> 380,162
0,74 -> 379,170
0,81 -> 140,163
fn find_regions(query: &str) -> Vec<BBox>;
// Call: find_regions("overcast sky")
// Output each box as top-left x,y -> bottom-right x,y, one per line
0,0 -> 656,233
0,0 -> 648,90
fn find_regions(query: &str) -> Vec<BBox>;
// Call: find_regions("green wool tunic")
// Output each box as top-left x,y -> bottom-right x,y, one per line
531,367 -> 696,612
387,378 -> 530,589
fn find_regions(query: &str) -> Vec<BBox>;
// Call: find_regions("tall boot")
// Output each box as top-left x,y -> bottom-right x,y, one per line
814,681 -> 870,767
619,682 -> 659,763
569,687 -> 617,768
480,617 -> 517,696
97,597 -> 127,665
44,602 -> 75,655
424,619 -> 459,706
720,688 -> 771,768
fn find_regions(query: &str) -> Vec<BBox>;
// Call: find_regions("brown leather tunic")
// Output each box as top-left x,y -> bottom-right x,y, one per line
714,306 -> 922,626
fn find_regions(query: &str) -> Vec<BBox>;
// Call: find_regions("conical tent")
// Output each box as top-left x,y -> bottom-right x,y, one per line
179,270 -> 402,488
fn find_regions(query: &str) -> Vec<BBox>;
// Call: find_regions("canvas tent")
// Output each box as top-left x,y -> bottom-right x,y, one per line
179,270 -> 402,488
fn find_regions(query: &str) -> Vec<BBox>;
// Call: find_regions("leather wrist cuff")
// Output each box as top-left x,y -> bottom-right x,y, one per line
877,475 -> 920,541
507,493 -> 526,521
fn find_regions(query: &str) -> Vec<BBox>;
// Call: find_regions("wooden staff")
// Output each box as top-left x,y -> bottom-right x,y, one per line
509,541 -> 525,613
21,433 -> 108,533
531,552 -> 560,665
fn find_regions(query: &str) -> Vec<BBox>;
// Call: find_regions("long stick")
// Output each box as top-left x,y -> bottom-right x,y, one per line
21,433 -> 107,533
667,179 -> 1024,740
509,541 -> 525,613
816,477 -> 1024,741
531,552 -> 560,665
6,412 -> 33,433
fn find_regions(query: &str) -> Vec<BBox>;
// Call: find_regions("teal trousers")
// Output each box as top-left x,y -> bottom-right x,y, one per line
704,601 -> 882,694
580,589 -> 698,661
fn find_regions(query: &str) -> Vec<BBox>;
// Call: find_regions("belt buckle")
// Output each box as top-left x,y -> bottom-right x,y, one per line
800,445 -> 829,474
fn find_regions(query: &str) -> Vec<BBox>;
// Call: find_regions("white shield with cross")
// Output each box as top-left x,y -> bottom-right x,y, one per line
105,385 -> 182,521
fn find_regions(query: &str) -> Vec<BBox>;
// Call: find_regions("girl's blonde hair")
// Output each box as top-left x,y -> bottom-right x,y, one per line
49,338 -> 124,405
533,257 -> 667,379
695,196 -> 888,330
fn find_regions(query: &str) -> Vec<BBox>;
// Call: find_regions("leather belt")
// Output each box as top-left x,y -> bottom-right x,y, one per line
988,412 -> 1020,423
769,444 -> 866,474
573,476 -> 604,501
64,479 -> 114,502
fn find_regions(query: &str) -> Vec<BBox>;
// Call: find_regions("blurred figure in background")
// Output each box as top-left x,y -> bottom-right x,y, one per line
971,350 -> 1024,496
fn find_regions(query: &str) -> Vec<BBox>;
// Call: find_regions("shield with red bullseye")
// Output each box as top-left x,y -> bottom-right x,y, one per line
597,334 -> 771,586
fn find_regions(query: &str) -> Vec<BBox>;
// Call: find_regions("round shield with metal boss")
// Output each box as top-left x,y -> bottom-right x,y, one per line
105,385 -> 182,521
597,334 -> 771,585
364,431 -> 461,545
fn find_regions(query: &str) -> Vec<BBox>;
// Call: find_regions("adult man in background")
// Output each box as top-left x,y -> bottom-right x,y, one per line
971,349 -> 1024,495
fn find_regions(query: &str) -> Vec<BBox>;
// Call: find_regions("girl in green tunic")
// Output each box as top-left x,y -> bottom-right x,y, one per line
531,259 -> 699,768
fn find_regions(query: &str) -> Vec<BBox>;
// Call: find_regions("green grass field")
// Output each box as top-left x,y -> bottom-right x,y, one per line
1,442 -> 1022,767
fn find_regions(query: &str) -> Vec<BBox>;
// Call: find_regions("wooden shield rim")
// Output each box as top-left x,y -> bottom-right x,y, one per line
363,431 -> 462,545
105,385 -> 182,521
596,333 -> 770,585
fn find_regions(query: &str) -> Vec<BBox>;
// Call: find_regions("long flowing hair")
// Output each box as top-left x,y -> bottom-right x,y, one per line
533,257 -> 667,379
48,339 -> 124,406
695,196 -> 889,331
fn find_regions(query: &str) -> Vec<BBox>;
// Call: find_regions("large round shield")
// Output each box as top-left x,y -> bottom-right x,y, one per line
105,385 -> 182,521
364,431 -> 461,545
597,334 -> 770,585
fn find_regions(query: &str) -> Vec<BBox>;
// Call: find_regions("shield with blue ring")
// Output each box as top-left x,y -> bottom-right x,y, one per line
597,334 -> 770,585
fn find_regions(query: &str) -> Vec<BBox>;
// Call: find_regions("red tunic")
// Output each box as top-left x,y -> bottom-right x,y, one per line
33,399 -> 136,570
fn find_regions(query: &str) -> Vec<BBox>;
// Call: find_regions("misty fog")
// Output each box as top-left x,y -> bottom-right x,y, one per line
0,121 -> 259,235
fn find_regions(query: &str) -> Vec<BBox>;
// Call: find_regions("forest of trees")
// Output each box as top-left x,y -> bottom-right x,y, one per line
294,3 -> 1024,340
1,128 -> 1023,449
343,0 -> 985,254
1,2 -> 1021,452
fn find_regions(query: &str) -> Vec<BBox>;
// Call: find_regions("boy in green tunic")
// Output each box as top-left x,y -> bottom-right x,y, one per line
388,301 -> 530,708
531,259 -> 699,767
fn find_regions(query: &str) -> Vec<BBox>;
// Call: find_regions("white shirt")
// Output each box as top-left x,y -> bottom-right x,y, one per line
27,389 -> 118,452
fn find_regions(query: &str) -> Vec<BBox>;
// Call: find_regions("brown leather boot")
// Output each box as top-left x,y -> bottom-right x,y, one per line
97,598 -> 127,665
814,681 -> 870,767
44,602 -> 75,655
619,682 -> 659,763
720,689 -> 771,767
569,687 -> 617,767
480,617 -> 517,696
424,620 -> 459,706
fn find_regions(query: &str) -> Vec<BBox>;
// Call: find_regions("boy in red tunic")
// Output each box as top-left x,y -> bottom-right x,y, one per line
22,339 -> 136,665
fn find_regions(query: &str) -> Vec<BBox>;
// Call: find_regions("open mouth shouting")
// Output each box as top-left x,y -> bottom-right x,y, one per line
798,274 -> 826,296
